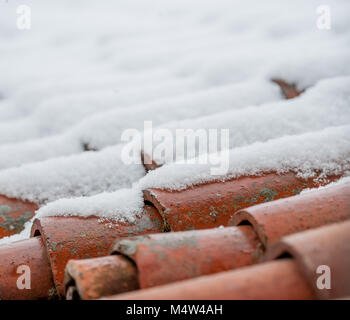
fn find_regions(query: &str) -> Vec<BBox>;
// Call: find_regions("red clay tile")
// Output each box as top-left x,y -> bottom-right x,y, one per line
64,225 -> 259,299
0,237 -> 56,299
0,195 -> 38,238
65,182 -> 350,299
111,226 -> 259,288
229,181 -> 350,253
141,151 -> 161,172
65,255 -> 139,300
112,217 -> 350,300
0,205 -> 163,299
103,259 -> 314,300
264,220 -> 350,300
144,172 -> 340,231
1,176 -> 347,300
31,205 -> 163,297
271,78 -> 304,99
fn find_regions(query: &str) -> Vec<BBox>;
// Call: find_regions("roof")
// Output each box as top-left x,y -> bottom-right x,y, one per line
0,0 -> 350,300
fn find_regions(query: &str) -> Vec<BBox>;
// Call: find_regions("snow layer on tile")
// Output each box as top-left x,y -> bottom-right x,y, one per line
36,125 -> 350,222
0,79 -> 203,144
73,78 -> 279,150
36,188 -> 144,223
0,79 -> 279,169
300,175 -> 350,195
143,76 -> 350,165
0,219 -> 34,245
0,144 -> 145,204
139,125 -> 350,191
1,0 -> 350,229
1,0 -> 350,167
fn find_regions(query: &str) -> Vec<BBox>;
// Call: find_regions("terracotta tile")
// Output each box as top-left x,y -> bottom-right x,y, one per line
65,255 -> 139,300
0,205 -> 163,299
102,259 -> 314,300
0,195 -> 38,238
0,237 -> 56,300
271,78 -> 305,99
230,181 -> 350,251
64,182 -> 350,299
265,220 -> 350,300
141,151 -> 161,172
65,226 -> 259,299
144,172 -> 341,231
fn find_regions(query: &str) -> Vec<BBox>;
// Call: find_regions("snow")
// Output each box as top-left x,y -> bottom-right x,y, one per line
299,175 -> 350,195
36,125 -> 350,222
143,76 -> 350,165
0,78 -> 279,169
5,73 -> 348,206
1,0 -> 350,169
0,144 -> 145,204
138,125 -> 350,190
36,188 -> 144,223
0,79 -> 204,144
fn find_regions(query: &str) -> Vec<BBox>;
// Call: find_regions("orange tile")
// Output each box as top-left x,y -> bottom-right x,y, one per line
103,259 -> 314,300
0,195 -> 38,238
272,78 -> 305,99
144,172 -> 341,231
230,181 -> 350,251
0,205 -> 163,299
0,237 -> 56,300
65,255 -> 138,300
265,220 -> 350,299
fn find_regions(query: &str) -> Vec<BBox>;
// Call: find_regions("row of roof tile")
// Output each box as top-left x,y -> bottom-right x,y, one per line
0,175 -> 348,299
105,219 -> 350,300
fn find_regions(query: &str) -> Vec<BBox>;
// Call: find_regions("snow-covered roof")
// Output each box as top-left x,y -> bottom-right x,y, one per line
0,0 -> 350,245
